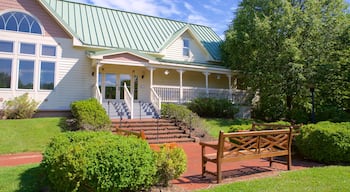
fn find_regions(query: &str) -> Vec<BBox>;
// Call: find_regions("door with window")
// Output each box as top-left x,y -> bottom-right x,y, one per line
99,73 -> 138,101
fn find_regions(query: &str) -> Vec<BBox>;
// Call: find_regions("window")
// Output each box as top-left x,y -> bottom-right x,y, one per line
20,43 -> 36,55
0,41 -> 13,53
40,61 -> 55,90
0,12 -> 42,34
18,60 -> 34,89
183,39 -> 190,57
0,58 -> 12,88
42,45 -> 56,56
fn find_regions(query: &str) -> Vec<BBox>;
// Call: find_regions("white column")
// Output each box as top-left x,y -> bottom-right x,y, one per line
95,61 -> 102,103
177,69 -> 185,103
147,67 -> 154,88
227,74 -> 232,101
203,72 -> 210,96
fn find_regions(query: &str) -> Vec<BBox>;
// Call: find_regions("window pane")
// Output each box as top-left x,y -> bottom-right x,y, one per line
18,60 -> 34,89
183,39 -> 189,48
42,45 -> 56,56
0,12 -> 42,34
40,61 -> 55,90
183,48 -> 189,57
20,43 -> 36,54
0,41 -> 13,52
0,58 -> 12,88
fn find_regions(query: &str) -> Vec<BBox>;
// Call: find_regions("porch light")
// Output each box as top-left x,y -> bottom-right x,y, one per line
216,75 -> 221,79
164,70 -> 170,75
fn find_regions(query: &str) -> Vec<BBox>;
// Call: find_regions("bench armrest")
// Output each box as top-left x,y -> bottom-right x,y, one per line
199,141 -> 219,150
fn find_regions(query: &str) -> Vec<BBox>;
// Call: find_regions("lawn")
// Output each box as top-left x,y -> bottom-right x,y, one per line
0,118 -> 63,154
203,118 -> 253,138
198,166 -> 350,192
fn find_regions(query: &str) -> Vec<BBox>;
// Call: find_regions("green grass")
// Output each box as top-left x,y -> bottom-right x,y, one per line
0,163 -> 48,192
204,118 -> 253,138
0,118 -> 63,154
198,166 -> 350,192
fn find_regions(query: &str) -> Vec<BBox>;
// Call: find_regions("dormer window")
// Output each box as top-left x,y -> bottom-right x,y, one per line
183,39 -> 190,57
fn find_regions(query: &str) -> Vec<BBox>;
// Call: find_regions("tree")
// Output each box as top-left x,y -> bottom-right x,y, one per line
222,0 -> 350,122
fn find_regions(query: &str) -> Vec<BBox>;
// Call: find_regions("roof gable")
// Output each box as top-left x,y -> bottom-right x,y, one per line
39,0 -> 222,61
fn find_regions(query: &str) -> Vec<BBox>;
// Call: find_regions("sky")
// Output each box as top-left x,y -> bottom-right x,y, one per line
71,0 -> 350,39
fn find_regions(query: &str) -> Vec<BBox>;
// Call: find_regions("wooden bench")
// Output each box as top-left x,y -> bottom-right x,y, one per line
115,128 -> 146,140
200,127 -> 293,183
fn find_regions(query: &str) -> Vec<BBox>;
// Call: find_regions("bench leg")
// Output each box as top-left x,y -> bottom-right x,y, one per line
217,161 -> 222,183
269,157 -> 273,167
202,159 -> 207,177
287,153 -> 291,170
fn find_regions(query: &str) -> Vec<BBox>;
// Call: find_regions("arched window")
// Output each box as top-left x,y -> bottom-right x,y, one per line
0,11 -> 42,34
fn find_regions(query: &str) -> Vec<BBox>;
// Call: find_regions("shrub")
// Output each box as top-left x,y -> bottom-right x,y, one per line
41,131 -> 157,192
151,143 -> 187,187
70,98 -> 111,131
3,93 -> 38,119
161,103 -> 210,138
187,97 -> 239,118
296,121 -> 350,164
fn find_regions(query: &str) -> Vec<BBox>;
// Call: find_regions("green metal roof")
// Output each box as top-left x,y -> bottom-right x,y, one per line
39,0 -> 223,61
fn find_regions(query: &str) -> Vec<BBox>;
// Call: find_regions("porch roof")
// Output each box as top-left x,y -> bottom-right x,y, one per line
39,0 -> 223,61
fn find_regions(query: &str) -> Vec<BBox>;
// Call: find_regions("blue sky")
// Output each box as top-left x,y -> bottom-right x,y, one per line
72,0 -> 349,39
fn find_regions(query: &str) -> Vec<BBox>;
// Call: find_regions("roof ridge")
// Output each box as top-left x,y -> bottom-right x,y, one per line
59,0 -> 213,29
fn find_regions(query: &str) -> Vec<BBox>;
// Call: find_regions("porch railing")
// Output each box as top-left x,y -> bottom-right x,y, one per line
150,87 -> 161,116
153,85 -> 248,104
93,84 -> 102,104
124,82 -> 134,119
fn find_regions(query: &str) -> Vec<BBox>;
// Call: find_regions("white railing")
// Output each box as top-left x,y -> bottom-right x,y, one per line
93,84 -> 102,104
153,85 -> 248,104
124,82 -> 134,119
150,87 -> 161,116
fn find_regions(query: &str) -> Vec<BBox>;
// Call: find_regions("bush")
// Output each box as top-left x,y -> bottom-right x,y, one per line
41,131 -> 157,191
187,97 -> 239,118
3,93 -> 38,119
70,98 -> 111,131
296,121 -> 350,164
161,103 -> 210,138
151,143 -> 187,187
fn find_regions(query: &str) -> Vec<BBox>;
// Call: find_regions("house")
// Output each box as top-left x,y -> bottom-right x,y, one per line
0,0 -> 247,119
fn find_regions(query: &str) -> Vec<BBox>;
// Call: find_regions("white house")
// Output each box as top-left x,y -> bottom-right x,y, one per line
0,0 -> 246,118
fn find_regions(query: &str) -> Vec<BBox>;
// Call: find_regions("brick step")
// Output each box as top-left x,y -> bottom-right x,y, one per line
117,126 -> 180,132
146,133 -> 190,139
148,138 -> 195,144
116,123 -> 177,128
143,129 -> 185,135
111,118 -> 174,124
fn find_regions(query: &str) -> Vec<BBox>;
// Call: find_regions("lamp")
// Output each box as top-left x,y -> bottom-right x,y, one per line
141,71 -> 145,79
164,70 -> 170,75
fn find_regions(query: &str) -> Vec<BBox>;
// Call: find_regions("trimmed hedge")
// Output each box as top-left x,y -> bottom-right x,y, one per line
187,97 -> 239,118
296,121 -> 350,164
41,131 -> 156,191
70,98 -> 111,131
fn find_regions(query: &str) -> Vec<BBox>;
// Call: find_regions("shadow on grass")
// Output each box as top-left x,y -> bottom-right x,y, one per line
16,165 -> 50,192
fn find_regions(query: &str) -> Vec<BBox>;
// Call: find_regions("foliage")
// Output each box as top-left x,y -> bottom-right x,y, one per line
0,118 -> 62,154
222,0 -> 350,123
151,143 -> 187,187
70,98 -> 111,131
3,93 -> 39,119
198,166 -> 350,192
41,131 -> 156,192
296,121 -> 350,163
187,97 -> 239,118
204,118 -> 255,138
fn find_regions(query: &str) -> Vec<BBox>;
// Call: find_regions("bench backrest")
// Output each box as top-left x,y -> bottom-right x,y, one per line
252,123 -> 302,136
217,128 -> 292,159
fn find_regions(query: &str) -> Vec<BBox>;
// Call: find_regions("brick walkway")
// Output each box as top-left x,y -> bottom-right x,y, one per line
0,142 -> 322,191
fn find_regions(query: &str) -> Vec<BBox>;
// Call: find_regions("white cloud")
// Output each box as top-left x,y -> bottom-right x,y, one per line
203,4 -> 223,14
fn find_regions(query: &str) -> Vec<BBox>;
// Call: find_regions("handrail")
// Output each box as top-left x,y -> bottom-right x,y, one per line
93,84 -> 102,104
150,87 -> 161,116
124,82 -> 133,119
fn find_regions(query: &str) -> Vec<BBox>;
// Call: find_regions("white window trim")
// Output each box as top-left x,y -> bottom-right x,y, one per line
183,38 -> 190,58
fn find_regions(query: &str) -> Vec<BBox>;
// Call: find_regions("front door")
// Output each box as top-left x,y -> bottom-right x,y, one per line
99,73 -> 138,101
